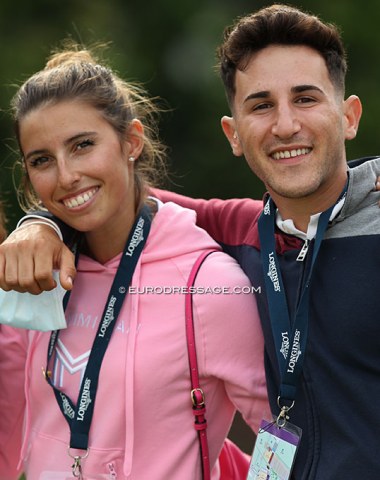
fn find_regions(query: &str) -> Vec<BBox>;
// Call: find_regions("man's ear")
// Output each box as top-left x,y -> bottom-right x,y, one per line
221,116 -> 243,156
343,95 -> 362,140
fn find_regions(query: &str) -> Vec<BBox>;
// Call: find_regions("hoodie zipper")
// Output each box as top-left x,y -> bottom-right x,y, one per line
108,463 -> 117,479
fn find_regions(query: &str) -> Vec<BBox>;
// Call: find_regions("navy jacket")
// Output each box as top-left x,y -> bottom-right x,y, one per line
155,157 -> 380,479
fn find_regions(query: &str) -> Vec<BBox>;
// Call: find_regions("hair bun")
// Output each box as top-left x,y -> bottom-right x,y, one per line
45,50 -> 96,70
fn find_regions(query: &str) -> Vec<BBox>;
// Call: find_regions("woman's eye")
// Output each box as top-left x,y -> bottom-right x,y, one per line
76,139 -> 94,150
29,156 -> 50,168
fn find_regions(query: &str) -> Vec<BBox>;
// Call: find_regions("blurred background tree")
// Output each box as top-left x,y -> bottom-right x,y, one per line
1,0 -> 380,465
1,0 -> 380,232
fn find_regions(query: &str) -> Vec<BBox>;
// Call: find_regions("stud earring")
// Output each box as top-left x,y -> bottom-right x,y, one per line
129,156 -> 135,162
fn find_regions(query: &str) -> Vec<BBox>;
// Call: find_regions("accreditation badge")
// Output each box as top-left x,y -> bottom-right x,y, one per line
247,418 -> 302,480
39,473 -> 110,479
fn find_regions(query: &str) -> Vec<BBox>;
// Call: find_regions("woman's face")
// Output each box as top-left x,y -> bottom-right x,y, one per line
19,100 -> 141,249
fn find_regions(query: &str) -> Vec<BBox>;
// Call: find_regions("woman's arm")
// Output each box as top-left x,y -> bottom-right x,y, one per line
193,251 -> 270,433
0,326 -> 28,479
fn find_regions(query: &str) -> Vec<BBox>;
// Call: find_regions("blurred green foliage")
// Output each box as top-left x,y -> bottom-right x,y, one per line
2,1 -> 380,476
1,0 -> 380,234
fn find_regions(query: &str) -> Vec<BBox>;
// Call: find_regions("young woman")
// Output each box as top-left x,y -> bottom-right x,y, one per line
0,44 -> 268,479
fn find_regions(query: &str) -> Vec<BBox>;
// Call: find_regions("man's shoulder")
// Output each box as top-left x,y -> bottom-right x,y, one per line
347,155 -> 380,168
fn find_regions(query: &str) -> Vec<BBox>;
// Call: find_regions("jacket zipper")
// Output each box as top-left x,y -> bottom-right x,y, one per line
296,239 -> 309,262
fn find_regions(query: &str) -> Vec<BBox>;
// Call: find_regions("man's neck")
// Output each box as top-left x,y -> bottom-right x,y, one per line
270,176 -> 348,233
276,200 -> 322,233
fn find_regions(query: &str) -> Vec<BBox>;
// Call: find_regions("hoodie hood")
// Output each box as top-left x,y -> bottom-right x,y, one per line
142,199 -> 221,263
78,199 -> 220,272
327,157 -> 380,239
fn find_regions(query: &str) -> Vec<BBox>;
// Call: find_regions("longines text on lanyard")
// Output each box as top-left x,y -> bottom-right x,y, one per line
43,204 -> 152,477
258,196 -> 335,420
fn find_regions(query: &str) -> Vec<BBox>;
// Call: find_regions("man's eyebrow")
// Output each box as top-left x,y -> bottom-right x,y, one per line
291,84 -> 324,94
243,91 -> 270,103
243,85 -> 325,104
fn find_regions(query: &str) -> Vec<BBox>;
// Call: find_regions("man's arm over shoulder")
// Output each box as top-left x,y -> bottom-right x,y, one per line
0,214 -> 76,294
153,188 -> 263,245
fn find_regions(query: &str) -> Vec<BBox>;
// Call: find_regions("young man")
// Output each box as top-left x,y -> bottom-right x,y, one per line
156,7 -> 380,477
1,4 -> 380,479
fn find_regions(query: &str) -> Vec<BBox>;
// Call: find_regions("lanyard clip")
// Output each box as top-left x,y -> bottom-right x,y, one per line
276,396 -> 295,428
276,406 -> 290,428
68,447 -> 89,479
72,456 -> 83,479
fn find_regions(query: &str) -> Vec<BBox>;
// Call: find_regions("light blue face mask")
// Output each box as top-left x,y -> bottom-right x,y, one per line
0,271 -> 67,331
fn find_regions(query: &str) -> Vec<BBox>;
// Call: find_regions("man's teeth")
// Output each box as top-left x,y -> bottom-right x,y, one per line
273,148 -> 311,160
63,188 -> 97,208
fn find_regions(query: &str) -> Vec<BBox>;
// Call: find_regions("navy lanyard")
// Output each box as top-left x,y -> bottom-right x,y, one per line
258,197 -> 334,407
44,204 -> 152,452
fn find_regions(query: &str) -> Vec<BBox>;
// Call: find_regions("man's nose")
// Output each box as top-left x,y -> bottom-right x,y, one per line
271,103 -> 301,139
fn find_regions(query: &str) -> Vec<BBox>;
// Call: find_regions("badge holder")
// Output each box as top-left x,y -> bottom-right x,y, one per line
247,403 -> 302,480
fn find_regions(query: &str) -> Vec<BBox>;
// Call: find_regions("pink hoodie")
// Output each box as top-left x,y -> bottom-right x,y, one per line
0,201 -> 269,479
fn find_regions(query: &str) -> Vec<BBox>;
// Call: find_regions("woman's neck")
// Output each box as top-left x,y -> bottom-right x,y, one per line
82,197 -> 156,264
83,214 -> 136,264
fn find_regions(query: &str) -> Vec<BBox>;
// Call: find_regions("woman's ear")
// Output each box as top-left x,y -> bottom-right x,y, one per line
125,119 -> 145,160
221,116 -> 243,156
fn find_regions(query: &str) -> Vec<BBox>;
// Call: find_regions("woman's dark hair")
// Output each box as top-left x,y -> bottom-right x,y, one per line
11,41 -> 167,211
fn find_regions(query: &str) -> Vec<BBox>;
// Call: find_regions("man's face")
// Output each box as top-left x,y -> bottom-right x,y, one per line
222,45 -> 361,206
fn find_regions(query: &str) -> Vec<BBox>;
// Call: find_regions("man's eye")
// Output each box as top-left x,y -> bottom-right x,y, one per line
296,96 -> 315,104
252,103 -> 272,112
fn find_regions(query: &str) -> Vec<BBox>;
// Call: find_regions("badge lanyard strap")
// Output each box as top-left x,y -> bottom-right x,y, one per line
258,197 -> 334,409
44,204 -> 152,453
